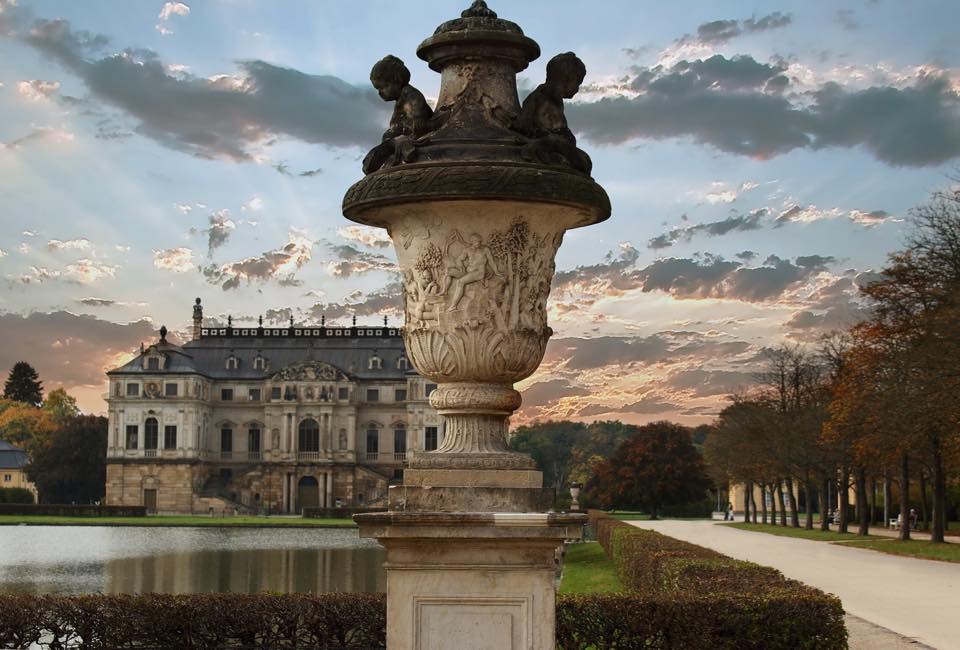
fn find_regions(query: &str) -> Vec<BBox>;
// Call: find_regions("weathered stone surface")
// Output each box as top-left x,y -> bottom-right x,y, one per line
388,484 -> 553,513
403,468 -> 542,488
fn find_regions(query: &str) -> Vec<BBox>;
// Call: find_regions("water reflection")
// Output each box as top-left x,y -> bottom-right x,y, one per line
0,526 -> 385,595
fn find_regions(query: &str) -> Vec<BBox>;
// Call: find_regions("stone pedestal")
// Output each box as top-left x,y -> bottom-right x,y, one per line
355,512 -> 585,650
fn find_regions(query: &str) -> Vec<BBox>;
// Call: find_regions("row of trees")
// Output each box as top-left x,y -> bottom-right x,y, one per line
706,187 -> 960,542
1,362 -> 107,504
509,420 -> 712,517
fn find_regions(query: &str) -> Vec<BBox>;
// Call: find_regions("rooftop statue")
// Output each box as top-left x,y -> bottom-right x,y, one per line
362,55 -> 434,175
512,52 -> 592,174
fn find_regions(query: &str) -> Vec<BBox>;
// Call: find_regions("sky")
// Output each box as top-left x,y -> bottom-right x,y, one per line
1,0 -> 958,422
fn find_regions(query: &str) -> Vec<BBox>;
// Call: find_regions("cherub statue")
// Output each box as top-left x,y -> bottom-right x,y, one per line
362,55 -> 434,174
512,52 -> 592,175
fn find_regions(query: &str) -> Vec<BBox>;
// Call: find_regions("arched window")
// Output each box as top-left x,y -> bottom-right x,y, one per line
366,426 -> 379,458
397,356 -> 408,370
369,355 -> 382,370
298,418 -> 320,452
253,355 -> 265,370
144,417 -> 159,450
226,355 -> 239,370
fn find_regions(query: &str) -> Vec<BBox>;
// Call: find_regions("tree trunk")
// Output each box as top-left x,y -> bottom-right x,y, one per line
743,481 -> 752,523
838,466 -> 850,534
759,483 -> 768,524
899,453 -> 911,542
776,483 -> 788,526
868,476 -> 877,525
932,445 -> 947,543
804,475 -> 814,530
769,483 -> 778,525
856,466 -> 869,536
819,477 -> 830,531
786,477 -> 800,527
751,483 -> 758,523
883,469 -> 892,528
918,468 -> 928,531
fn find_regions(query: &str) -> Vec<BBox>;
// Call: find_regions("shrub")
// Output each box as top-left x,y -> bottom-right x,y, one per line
0,487 -> 34,504
0,593 -> 386,649
659,497 -> 714,518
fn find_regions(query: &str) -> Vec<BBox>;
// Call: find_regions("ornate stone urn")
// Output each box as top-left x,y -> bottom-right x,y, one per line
345,3 -> 609,647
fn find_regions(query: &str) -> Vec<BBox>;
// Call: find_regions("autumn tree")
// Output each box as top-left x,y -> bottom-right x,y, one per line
3,362 -> 43,406
509,420 -> 588,502
589,421 -> 710,519
27,414 -> 107,503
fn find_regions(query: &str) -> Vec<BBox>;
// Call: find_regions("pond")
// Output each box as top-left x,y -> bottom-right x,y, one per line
0,526 -> 386,595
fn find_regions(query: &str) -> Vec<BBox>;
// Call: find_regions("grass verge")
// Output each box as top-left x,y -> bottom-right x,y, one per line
724,522 -> 879,542
839,539 -> 960,563
0,514 -> 356,528
559,541 -> 623,593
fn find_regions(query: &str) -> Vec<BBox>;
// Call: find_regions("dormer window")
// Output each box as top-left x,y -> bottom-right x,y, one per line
397,356 -> 409,370
369,355 -> 382,370
226,355 -> 239,370
253,355 -> 265,370
147,357 -> 160,371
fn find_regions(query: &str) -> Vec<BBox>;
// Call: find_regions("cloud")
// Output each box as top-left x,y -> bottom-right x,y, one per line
552,242 -> 640,295
63,259 -> 117,284
0,310 -> 157,389
305,281 -> 403,323
205,209 -> 236,254
10,15 -> 385,160
337,225 -> 391,249
665,368 -> 757,397
776,204 -> 899,227
202,229 -> 314,290
543,332 -> 751,371
835,9 -> 859,31
694,12 -> 792,45
325,243 -> 397,278
18,242 -> 31,254
16,79 -> 59,101
569,55 -> 960,167
75,297 -> 148,308
156,2 -> 189,35
47,237 -> 91,251
153,246 -> 194,273
3,125 -> 75,149
520,379 -> 589,409
635,253 -> 835,302
648,209 -> 766,249
241,196 -> 263,212
0,249 -> 6,258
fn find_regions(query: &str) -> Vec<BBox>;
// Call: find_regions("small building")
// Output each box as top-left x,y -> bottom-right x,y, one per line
0,440 -> 37,501
104,299 -> 443,514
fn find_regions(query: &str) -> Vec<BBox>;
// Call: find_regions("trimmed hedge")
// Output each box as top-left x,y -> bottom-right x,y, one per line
585,511 -> 848,649
0,593 -> 386,649
302,506 -> 385,519
0,487 -> 34,504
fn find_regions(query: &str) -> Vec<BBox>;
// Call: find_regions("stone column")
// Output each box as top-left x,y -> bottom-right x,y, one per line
344,3 -> 609,648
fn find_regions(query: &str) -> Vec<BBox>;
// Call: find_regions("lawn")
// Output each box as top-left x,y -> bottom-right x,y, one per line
840,539 -> 960,563
0,514 -> 357,528
559,541 -> 623,593
608,511 -> 650,521
724,522 -> 880,542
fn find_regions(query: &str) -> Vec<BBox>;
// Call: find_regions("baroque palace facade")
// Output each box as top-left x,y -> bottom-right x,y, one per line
104,299 -> 442,514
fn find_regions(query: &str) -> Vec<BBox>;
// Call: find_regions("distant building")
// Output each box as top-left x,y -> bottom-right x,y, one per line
104,299 -> 442,514
0,440 -> 37,501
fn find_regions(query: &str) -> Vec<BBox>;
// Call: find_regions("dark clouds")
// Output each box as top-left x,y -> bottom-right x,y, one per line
543,332 -> 752,371
664,368 -> 757,397
8,12 -> 385,160
520,379 -> 589,409
306,281 -> 403,323
325,243 -> 398,278
648,210 -> 766,249
680,12 -> 793,46
0,310 -> 156,387
570,54 -> 960,167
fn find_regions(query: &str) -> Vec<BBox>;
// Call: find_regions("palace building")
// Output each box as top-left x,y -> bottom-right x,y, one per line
104,298 -> 442,514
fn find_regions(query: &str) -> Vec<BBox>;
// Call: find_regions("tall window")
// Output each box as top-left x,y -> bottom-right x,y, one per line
220,427 -> 233,453
393,425 -> 407,455
298,419 -> 320,452
144,418 -> 159,450
253,356 -> 265,370
366,388 -> 379,402
126,383 -> 140,396
369,355 -> 382,370
248,388 -> 261,401
147,357 -> 160,370
425,426 -> 439,452
164,425 -> 177,449
425,383 -> 437,397
226,356 -> 238,370
221,388 -> 233,401
126,425 -> 138,449
366,428 -> 379,455
271,386 -> 282,400
397,356 -> 408,370
338,386 -> 349,401
165,383 -> 178,397
394,388 -> 407,402
248,427 -> 261,452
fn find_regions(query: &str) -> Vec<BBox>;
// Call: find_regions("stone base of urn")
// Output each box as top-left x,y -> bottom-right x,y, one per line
354,511 -> 585,650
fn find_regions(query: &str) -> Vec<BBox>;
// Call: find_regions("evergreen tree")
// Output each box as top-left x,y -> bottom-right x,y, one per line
3,362 -> 43,406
